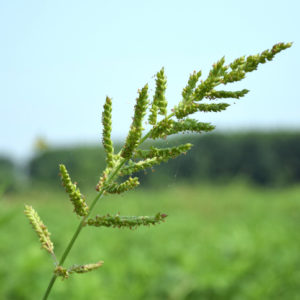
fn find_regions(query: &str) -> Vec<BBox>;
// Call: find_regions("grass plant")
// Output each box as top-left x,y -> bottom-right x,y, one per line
24,42 -> 291,299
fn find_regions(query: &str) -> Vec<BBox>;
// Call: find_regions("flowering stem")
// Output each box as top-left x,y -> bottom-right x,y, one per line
42,120 -> 169,298
139,112 -> 175,145
43,159 -> 126,299
40,42 -> 292,298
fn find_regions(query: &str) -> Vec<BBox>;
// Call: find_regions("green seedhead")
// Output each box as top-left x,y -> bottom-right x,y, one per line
24,42 -> 292,299
59,164 -> 89,217
24,205 -> 54,256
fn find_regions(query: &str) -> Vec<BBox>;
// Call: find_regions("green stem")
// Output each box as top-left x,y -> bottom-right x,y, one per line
43,111 -> 174,299
43,159 -> 126,299
139,112 -> 175,145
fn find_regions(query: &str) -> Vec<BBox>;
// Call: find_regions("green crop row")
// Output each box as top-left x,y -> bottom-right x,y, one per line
2,183 -> 300,299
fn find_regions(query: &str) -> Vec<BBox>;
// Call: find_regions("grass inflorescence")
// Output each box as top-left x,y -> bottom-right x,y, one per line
23,42 -> 292,299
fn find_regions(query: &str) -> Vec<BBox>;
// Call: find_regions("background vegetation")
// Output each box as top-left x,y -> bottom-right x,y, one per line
2,184 -> 300,299
3,131 -> 299,192
1,131 -> 300,299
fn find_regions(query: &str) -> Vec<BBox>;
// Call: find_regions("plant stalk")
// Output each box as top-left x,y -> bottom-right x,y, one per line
43,159 -> 126,299
43,112 -> 175,299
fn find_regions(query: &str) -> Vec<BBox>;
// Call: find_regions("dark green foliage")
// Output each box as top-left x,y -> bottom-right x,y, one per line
0,157 -> 17,192
28,146 -> 107,191
27,132 -> 300,188
134,132 -> 300,187
4,184 -> 300,299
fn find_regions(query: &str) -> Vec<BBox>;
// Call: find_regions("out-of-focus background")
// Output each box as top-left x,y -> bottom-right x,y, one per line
1,1 -> 300,299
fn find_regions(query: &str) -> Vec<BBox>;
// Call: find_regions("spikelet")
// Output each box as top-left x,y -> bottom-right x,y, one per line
206,89 -> 249,100
102,96 -> 114,168
171,119 -> 215,134
135,143 -> 192,160
148,68 -> 167,125
119,157 -> 163,176
148,118 -> 174,138
86,212 -> 167,229
54,266 -> 69,279
192,57 -> 227,102
69,261 -> 104,274
106,177 -> 139,194
59,164 -> 89,216
121,84 -> 149,159
245,42 -> 292,70
196,103 -> 230,112
174,102 -> 230,119
96,167 -> 110,192
173,42 -> 292,119
222,69 -> 245,84
120,144 -> 191,176
150,119 -> 215,139
54,261 -> 104,279
223,42 -> 292,84
24,205 -> 54,254
182,70 -> 202,103
229,56 -> 245,70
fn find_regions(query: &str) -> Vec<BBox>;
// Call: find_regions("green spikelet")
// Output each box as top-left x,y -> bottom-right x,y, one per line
172,43 -> 291,121
86,212 -> 167,229
106,177 -> 139,194
196,103 -> 230,113
24,205 -> 54,254
206,89 -> 249,100
149,68 -> 167,125
96,167 -> 110,192
54,266 -> 69,279
102,96 -> 114,168
171,71 -> 201,118
223,42 -> 292,84
171,119 -> 215,135
148,118 -> 174,139
135,144 -> 192,160
222,69 -> 245,83
174,102 -> 230,119
150,119 -> 215,139
182,70 -> 202,103
242,42 -> 292,72
59,164 -> 89,216
121,84 -> 149,159
148,103 -> 159,125
193,57 -> 227,102
68,261 -> 104,274
120,144 -> 191,176
54,261 -> 104,279
229,56 -> 245,70
120,157 -> 164,176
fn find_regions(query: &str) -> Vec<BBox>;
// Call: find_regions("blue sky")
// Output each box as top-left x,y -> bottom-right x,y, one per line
0,0 -> 299,160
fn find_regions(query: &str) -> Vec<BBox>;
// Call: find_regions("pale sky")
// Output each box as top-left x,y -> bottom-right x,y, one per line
0,0 -> 299,160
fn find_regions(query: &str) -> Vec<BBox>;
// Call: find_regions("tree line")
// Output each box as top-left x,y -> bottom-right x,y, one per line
1,131 -> 300,192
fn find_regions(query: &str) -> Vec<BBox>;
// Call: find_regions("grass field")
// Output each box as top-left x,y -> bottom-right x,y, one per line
1,182 -> 300,299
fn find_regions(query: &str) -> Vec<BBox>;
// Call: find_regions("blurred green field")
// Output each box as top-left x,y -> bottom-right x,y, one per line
1,183 -> 300,300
